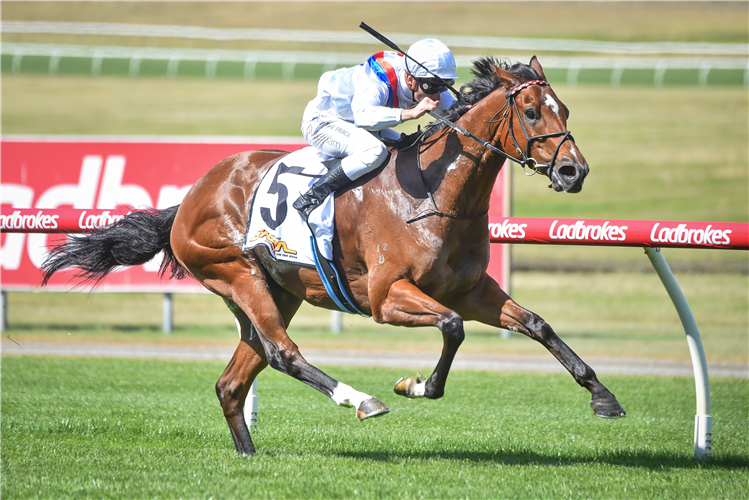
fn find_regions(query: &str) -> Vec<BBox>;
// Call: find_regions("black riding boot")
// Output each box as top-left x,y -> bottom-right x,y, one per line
293,164 -> 351,221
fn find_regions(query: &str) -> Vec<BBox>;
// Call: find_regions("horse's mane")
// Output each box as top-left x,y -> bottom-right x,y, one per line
424,57 -> 541,138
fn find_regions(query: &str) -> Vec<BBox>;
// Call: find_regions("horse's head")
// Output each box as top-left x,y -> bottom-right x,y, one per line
440,57 -> 589,193
492,57 -> 589,193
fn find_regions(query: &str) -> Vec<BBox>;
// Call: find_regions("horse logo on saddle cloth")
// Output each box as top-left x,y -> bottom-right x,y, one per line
243,146 -> 369,316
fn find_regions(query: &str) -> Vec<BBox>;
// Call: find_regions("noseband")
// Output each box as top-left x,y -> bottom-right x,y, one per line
488,80 -> 574,177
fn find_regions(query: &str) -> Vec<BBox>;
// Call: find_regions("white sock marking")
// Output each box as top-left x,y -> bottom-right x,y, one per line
412,382 -> 426,397
331,382 -> 372,409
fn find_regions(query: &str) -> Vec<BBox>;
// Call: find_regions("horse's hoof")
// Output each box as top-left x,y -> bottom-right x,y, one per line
590,396 -> 626,418
356,397 -> 389,421
393,373 -> 427,398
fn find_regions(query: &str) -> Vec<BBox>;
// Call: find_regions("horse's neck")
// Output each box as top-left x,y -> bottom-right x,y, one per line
419,120 -> 505,217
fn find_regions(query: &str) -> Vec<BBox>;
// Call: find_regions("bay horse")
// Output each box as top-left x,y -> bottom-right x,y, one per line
41,56 -> 626,456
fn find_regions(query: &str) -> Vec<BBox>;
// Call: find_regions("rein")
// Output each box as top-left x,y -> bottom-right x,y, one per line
404,79 -> 571,224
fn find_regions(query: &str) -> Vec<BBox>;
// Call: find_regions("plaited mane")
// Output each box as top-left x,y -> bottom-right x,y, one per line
425,57 -> 541,136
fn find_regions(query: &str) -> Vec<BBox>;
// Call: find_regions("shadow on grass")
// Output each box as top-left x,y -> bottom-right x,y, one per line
334,449 -> 749,470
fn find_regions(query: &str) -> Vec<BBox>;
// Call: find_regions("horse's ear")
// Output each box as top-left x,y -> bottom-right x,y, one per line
529,56 -> 547,80
494,66 -> 520,90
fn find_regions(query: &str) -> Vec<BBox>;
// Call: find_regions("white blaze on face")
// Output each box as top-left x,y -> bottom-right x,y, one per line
543,93 -> 560,117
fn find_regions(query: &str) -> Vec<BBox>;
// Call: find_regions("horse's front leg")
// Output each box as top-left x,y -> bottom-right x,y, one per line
453,275 -> 625,418
372,279 -> 465,400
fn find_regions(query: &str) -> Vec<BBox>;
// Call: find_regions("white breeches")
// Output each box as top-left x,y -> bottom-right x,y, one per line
302,117 -> 398,180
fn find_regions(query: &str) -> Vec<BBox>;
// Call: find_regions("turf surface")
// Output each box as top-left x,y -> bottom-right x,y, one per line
2,357 -> 748,499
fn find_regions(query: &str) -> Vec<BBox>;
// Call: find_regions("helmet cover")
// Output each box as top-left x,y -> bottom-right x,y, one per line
405,39 -> 459,80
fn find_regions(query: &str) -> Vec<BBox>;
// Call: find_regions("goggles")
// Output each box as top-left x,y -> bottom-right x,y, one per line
415,78 -> 453,95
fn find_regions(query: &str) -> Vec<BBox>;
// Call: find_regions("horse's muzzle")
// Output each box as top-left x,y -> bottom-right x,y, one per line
550,158 -> 589,193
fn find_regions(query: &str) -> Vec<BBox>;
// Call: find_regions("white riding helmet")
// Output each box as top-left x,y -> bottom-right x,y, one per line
405,39 -> 459,80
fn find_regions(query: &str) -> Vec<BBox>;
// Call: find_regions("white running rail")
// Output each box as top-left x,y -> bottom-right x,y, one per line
3,21 -> 747,56
4,43 -> 748,87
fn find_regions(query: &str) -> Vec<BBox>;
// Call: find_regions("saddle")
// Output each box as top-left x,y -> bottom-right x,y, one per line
243,147 -> 368,316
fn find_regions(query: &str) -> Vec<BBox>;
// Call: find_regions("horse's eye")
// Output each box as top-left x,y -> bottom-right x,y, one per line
524,108 -> 537,120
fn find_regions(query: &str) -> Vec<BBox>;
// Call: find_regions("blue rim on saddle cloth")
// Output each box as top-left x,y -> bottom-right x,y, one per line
309,235 -> 369,317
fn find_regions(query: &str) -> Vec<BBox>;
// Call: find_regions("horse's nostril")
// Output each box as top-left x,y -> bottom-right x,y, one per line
559,165 -> 577,180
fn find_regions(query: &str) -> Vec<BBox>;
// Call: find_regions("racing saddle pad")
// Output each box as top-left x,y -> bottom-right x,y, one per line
243,147 -> 368,316
244,147 -> 332,266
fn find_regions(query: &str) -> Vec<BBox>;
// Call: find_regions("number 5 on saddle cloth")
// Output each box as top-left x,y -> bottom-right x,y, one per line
243,147 -> 369,316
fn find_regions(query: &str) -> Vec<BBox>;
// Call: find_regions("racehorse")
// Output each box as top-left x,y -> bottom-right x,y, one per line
41,56 -> 626,456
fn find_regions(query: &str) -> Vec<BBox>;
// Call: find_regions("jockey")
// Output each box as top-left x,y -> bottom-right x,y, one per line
293,38 -> 459,220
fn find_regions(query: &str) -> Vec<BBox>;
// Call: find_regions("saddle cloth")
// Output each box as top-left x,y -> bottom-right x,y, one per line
243,146 -> 335,267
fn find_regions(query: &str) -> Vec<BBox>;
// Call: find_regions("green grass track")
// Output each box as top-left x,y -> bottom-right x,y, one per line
2,357 -> 747,499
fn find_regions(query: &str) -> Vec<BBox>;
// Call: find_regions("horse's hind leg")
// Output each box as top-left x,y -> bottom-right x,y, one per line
454,276 -> 625,418
216,301 -> 268,455
231,272 -> 389,421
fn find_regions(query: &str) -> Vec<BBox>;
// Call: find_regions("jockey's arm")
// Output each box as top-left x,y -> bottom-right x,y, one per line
350,72 -> 458,130
400,89 -> 456,121
351,71 -> 403,131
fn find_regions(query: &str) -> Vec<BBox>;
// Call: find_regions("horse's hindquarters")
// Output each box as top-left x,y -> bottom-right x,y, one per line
171,150 -> 286,287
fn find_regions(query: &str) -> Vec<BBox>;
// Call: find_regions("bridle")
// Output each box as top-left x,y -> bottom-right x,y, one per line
403,78 -> 575,224
414,79 -> 575,179
485,80 -> 574,177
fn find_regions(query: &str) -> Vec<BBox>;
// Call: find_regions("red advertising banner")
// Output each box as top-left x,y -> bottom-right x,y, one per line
488,217 -> 748,250
0,137 -> 306,291
0,138 -> 513,293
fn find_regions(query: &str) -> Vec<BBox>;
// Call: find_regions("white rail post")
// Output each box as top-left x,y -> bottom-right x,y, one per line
243,54 -> 257,80
698,62 -> 711,88
167,54 -> 180,78
281,56 -> 296,81
331,310 -> 342,334
644,247 -> 712,459
128,53 -> 142,78
12,50 -> 22,73
611,63 -> 625,88
654,61 -> 667,88
245,378 -> 259,431
162,292 -> 173,334
48,51 -> 61,75
91,51 -> 103,76
205,54 -> 219,79
567,60 -> 581,86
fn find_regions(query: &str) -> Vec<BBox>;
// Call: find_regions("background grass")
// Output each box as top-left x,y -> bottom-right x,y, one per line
2,357 -> 748,499
3,1 -> 747,43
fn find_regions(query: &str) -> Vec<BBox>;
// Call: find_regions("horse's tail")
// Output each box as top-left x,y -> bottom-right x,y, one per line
41,205 -> 188,287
